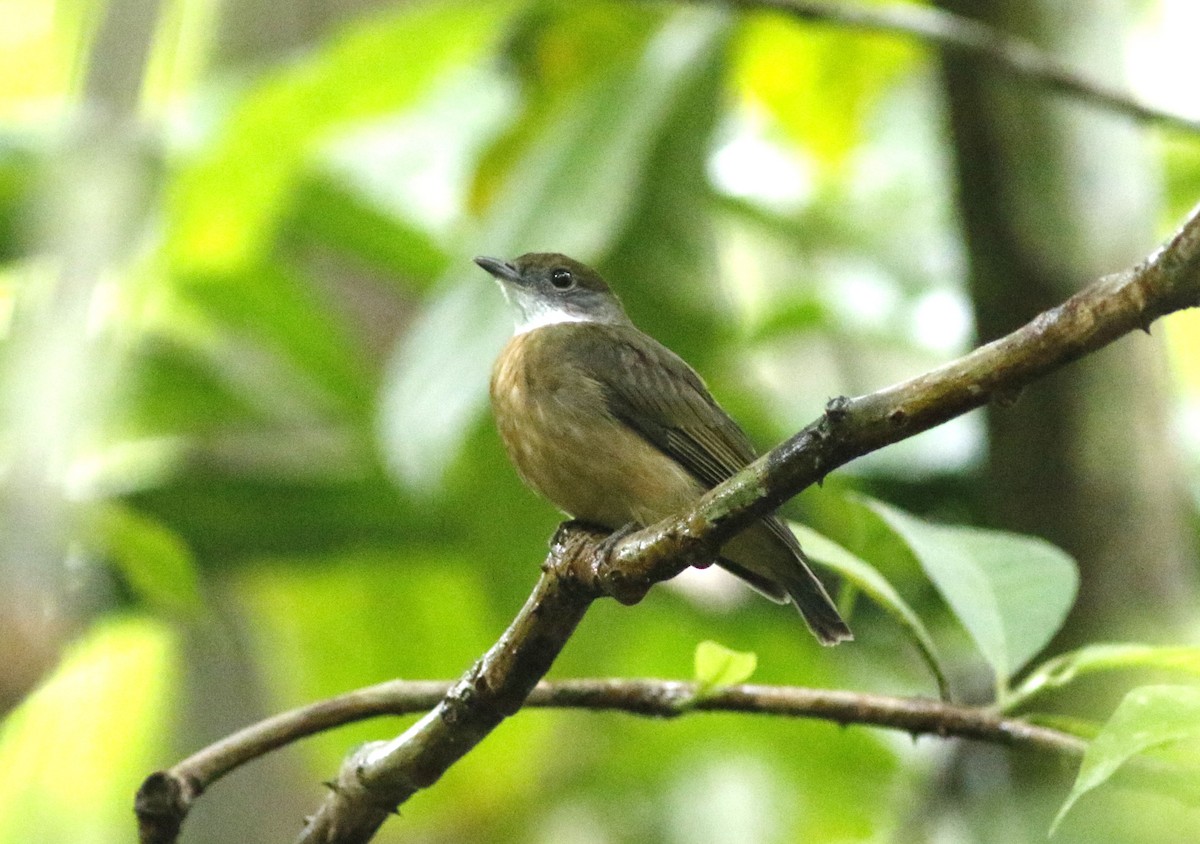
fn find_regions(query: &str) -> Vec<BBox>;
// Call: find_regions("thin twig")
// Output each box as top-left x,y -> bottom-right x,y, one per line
713,0 -> 1200,134
138,674 -> 1200,842
138,524 -> 597,844
293,527 -> 601,844
143,677 -> 1084,795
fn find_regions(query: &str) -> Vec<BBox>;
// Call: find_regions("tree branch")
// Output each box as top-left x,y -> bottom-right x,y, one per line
706,0 -> 1200,135
142,677 -> 1083,796
601,203 -> 1200,586
136,204 -> 1200,843
137,672 -> 1200,844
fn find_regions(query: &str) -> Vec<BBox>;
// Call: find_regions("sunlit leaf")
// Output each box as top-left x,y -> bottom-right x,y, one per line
1023,713 -> 1103,741
466,3 -> 661,214
0,618 -> 175,843
1052,685 -> 1200,834
90,503 -> 203,616
1009,644 -> 1200,711
694,639 -> 758,694
1163,134 -> 1200,227
0,0 -> 78,114
380,7 -> 731,490
598,12 -> 729,367
867,498 -> 1078,688
732,13 -> 915,170
167,1 -> 509,274
792,522 -> 949,700
1161,308 -> 1200,399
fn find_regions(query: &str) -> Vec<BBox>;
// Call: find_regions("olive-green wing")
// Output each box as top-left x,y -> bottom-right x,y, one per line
572,325 -> 851,645
572,326 -> 756,489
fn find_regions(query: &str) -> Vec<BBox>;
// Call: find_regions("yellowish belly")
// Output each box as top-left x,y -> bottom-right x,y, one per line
507,411 -> 701,528
491,335 -> 701,529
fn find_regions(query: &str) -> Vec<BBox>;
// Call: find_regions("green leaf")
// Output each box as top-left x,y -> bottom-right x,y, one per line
746,296 -> 830,344
732,13 -> 915,170
0,616 -> 175,844
90,503 -> 203,616
0,140 -> 36,263
694,639 -> 758,694
283,171 -> 450,285
378,278 -> 512,492
182,262 -> 373,418
791,523 -> 949,700
597,13 -> 729,368
125,472 -> 435,563
1023,713 -> 1103,741
867,498 -> 1078,689
117,333 -> 270,438
166,1 -> 508,275
379,7 -> 731,490
1163,133 -> 1200,227
1052,685 -> 1200,835
1009,644 -> 1200,711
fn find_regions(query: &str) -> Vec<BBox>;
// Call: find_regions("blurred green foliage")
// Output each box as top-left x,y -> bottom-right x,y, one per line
0,1 -> 1198,843
1054,685 -> 1200,834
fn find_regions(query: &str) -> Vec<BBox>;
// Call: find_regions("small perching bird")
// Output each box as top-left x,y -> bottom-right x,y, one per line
477,253 -> 851,645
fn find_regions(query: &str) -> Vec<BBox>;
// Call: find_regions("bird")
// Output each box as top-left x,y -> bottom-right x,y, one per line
475,252 -> 852,645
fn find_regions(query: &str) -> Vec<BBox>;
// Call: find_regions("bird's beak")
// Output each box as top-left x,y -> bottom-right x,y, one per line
473,256 -> 522,284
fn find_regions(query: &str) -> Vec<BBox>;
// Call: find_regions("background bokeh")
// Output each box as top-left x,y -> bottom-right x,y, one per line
0,0 -> 1198,842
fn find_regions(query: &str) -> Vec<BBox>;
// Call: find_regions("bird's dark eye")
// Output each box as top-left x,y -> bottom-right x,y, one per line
550,268 -> 574,290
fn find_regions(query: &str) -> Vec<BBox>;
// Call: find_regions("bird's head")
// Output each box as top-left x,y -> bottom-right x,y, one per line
474,253 -> 631,334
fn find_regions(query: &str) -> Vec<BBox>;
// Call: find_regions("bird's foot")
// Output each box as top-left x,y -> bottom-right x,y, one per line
592,523 -> 654,606
596,522 -> 640,561
550,519 -> 609,549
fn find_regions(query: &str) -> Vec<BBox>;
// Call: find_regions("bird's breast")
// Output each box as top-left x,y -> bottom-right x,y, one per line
490,329 -> 700,529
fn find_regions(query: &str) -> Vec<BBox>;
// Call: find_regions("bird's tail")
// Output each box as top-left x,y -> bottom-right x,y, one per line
720,518 -> 853,646
776,560 -> 853,646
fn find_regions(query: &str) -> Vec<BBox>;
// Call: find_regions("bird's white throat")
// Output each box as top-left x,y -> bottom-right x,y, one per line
512,304 -> 593,335
502,288 -> 595,335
